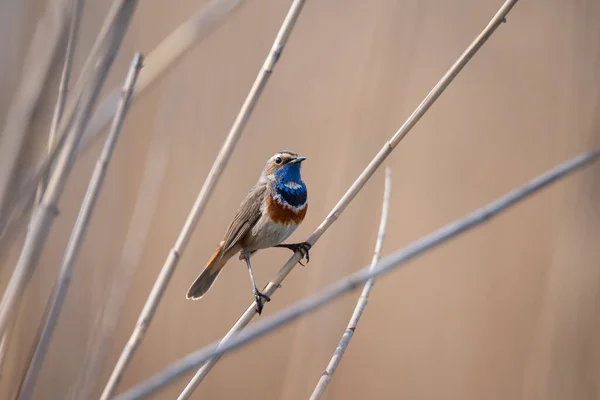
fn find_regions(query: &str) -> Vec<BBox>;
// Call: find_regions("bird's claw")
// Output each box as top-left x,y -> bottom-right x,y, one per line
295,242 -> 311,265
253,288 -> 271,315
276,242 -> 311,266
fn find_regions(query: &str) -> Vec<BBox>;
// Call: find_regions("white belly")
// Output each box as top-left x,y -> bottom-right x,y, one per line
243,213 -> 298,251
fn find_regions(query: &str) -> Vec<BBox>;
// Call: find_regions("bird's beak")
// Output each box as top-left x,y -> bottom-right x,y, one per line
289,156 -> 306,164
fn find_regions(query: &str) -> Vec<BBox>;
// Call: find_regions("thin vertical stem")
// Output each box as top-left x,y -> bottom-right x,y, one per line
0,315 -> 15,383
36,0 -> 85,203
177,0 -> 519,390
100,1 -> 307,399
15,53 -> 143,400
309,168 -> 391,400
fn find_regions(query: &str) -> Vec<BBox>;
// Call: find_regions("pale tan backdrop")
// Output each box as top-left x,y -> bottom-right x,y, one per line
1,0 -> 600,399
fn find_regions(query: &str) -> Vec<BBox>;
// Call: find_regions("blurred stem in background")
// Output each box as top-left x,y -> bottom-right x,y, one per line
15,53 -> 144,400
71,57 -> 176,400
0,0 -> 85,385
0,0 -> 71,224
0,0 -> 138,357
36,0 -> 85,203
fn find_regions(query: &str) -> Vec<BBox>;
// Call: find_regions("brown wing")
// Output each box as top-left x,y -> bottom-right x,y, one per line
221,182 -> 266,253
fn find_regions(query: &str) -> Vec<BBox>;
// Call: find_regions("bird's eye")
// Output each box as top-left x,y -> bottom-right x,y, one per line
275,157 -> 282,164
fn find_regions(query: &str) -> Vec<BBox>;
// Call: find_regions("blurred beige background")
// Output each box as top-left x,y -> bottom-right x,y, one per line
1,0 -> 600,399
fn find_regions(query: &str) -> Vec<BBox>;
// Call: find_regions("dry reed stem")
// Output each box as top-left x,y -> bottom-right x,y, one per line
0,196 -> 35,254
15,53 -> 144,400
5,0 -> 85,365
309,168 -> 391,400
0,0 -> 139,244
0,0 -> 71,223
0,315 -> 15,383
117,146 -> 600,400
0,0 -> 138,339
0,1 -> 87,381
79,0 -> 249,155
0,0 -> 142,244
0,0 -> 134,243
174,0 -> 519,393
72,73 -> 174,400
7,0 -> 85,384
36,0 -> 85,203
0,0 -> 248,254
99,1 -> 307,398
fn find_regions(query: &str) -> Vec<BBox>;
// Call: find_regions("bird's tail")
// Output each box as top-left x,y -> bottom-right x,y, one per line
186,244 -> 230,300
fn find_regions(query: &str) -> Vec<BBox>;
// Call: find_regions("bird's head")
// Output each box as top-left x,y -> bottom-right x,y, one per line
262,151 -> 306,184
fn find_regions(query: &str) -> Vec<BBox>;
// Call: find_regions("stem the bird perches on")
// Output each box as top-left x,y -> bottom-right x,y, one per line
100,1 -> 307,398
0,0 -> 138,340
0,0 -> 249,246
15,53 -> 144,400
175,0 -> 520,395
309,168 -> 391,400
117,146 -> 600,400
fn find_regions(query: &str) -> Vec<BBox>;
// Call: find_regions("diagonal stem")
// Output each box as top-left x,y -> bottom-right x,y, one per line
0,0 -> 87,382
15,53 -> 143,400
0,0 -> 138,344
70,73 -> 174,400
0,0 -> 71,220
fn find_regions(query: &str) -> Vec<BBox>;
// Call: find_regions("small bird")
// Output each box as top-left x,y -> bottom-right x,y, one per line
186,151 -> 311,314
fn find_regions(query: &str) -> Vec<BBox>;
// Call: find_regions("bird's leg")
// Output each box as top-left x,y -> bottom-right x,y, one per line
243,254 -> 270,315
274,242 -> 311,266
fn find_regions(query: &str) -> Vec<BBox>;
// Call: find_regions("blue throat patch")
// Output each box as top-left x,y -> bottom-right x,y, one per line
275,163 -> 302,183
274,164 -> 307,207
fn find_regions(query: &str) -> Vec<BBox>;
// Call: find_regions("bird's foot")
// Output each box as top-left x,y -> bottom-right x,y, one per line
253,288 -> 271,315
275,242 -> 311,266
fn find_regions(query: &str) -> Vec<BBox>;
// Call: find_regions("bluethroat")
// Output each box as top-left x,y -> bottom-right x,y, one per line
186,151 -> 311,314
